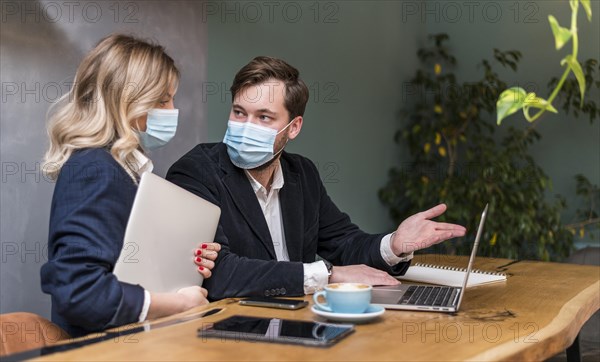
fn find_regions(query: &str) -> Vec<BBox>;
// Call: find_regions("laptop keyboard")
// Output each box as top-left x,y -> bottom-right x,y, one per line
400,286 -> 456,306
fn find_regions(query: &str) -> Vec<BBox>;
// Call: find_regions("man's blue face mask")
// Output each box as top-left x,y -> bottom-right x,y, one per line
223,119 -> 294,169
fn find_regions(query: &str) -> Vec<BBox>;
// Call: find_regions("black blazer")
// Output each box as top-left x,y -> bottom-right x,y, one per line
167,143 -> 409,300
41,149 -> 144,337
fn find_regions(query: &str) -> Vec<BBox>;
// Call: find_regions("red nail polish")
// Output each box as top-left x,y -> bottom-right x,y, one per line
201,244 -> 208,249
198,266 -> 204,271
196,257 -> 202,263
195,249 -> 202,256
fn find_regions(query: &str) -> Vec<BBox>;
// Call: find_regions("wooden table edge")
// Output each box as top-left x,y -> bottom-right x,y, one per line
468,280 -> 600,361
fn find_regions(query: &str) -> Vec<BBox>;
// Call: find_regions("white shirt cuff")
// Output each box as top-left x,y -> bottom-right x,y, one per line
138,289 -> 151,322
380,233 -> 414,266
303,261 -> 329,295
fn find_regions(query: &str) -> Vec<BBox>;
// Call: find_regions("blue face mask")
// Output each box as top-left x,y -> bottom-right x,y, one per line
223,120 -> 294,169
138,108 -> 179,150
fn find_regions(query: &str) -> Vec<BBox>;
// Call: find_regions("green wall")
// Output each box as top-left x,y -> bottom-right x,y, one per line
206,0 -> 599,245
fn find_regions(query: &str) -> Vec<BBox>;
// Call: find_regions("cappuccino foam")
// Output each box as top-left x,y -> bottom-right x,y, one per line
328,283 -> 370,291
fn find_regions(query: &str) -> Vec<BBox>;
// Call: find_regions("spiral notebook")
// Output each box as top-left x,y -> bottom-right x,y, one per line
395,262 -> 506,288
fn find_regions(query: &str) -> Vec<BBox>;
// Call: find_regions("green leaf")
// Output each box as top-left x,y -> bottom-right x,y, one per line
496,87 -> 527,125
561,55 -> 587,107
548,15 -> 572,50
523,94 -> 558,121
581,0 -> 592,22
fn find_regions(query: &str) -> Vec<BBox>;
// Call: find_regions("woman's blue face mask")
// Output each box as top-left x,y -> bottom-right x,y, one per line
137,108 -> 179,150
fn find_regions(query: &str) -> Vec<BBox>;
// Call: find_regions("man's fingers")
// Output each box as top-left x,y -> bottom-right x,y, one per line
382,276 -> 401,286
425,229 -> 465,246
201,288 -> 208,297
372,274 -> 401,286
434,222 -> 466,233
332,265 -> 404,286
420,204 -> 447,220
367,269 -> 401,286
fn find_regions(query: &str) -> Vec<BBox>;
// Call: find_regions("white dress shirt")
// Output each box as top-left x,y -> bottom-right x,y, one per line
245,161 -> 413,295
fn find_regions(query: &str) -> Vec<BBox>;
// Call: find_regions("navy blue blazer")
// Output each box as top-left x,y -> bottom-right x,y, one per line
166,143 -> 410,300
41,148 -> 144,337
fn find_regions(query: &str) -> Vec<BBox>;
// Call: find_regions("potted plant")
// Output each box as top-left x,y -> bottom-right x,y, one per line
379,29 -> 598,261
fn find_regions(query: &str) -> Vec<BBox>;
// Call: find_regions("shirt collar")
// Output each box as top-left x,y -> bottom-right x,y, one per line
132,149 -> 154,174
245,160 -> 285,195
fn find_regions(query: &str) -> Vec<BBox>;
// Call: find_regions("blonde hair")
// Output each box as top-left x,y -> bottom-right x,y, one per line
43,34 -> 180,180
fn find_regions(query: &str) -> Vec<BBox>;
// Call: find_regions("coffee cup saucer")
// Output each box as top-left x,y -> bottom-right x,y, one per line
311,304 -> 385,323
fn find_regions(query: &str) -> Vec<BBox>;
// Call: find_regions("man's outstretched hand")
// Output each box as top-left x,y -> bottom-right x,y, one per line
391,204 -> 466,256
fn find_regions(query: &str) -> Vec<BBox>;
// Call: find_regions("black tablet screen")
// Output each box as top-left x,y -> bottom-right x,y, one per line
198,315 -> 354,347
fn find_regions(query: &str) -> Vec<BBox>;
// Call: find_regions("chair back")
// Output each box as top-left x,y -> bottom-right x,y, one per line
0,312 -> 70,356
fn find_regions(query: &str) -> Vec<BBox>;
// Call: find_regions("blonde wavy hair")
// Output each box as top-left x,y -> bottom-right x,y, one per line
43,34 -> 180,180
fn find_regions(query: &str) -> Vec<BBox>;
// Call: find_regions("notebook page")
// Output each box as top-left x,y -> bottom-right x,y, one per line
396,264 -> 506,287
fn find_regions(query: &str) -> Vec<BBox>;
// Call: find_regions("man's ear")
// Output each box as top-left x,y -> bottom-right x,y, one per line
288,116 -> 303,140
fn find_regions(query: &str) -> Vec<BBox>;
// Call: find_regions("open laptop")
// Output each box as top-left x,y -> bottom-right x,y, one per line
114,172 -> 221,293
371,204 -> 489,312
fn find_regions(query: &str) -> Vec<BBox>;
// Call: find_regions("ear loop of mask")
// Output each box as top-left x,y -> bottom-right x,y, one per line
134,117 -> 143,132
133,117 -> 146,151
273,118 -> 296,157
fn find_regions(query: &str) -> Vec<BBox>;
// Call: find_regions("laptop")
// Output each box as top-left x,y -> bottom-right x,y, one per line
114,172 -> 221,293
371,204 -> 489,312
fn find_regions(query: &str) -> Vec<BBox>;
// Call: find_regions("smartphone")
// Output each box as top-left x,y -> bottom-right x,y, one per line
239,297 -> 309,310
198,315 -> 354,347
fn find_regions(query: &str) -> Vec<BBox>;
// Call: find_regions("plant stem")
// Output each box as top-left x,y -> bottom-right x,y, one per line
526,68 -> 570,122
526,3 -> 580,123
442,132 -> 456,177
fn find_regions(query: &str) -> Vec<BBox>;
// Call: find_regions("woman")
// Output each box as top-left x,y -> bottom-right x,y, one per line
40,34 -> 219,338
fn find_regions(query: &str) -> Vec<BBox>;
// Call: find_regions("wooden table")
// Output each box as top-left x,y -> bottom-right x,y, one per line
30,255 -> 599,361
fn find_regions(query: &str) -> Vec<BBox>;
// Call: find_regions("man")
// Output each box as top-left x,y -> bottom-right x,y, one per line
167,56 -> 466,300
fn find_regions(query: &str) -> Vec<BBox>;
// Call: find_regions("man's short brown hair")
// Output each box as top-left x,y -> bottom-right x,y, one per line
230,56 -> 309,120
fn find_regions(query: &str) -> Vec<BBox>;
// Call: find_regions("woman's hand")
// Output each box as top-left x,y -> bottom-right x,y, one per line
147,286 -> 209,319
193,242 -> 221,278
176,286 -> 209,311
